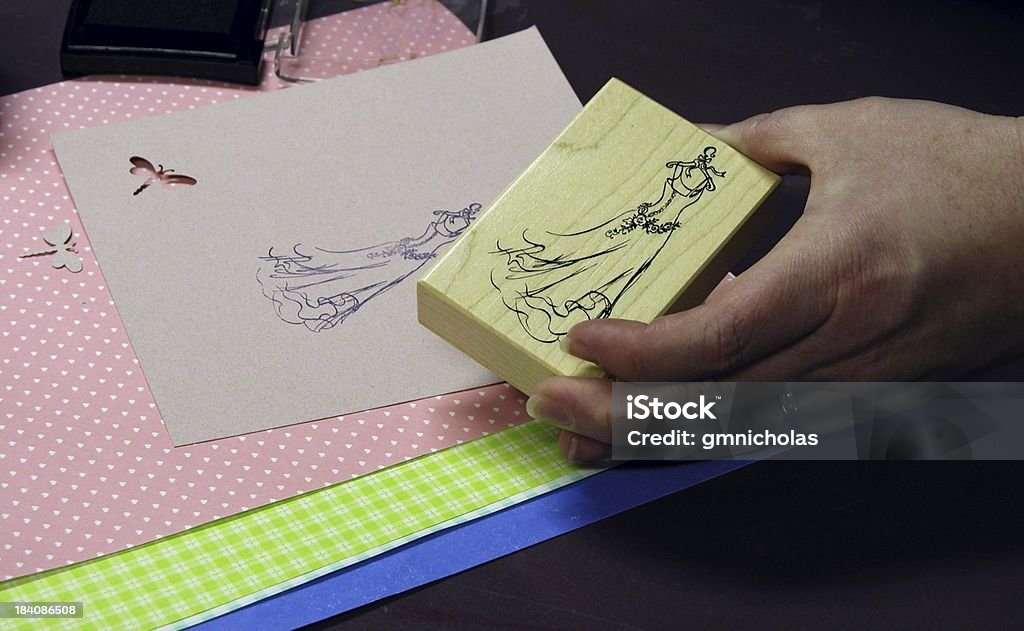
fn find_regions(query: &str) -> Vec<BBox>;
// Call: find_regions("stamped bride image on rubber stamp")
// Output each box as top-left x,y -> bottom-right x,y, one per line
489,147 -> 726,343
418,79 -> 779,394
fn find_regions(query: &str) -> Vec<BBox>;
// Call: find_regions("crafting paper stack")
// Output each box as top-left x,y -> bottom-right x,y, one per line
0,5 -> 595,627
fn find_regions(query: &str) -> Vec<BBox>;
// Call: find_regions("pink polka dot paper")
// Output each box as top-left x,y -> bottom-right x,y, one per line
0,4 -> 521,581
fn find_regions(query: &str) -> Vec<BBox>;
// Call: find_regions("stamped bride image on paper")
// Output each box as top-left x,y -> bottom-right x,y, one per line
48,28 -> 582,446
489,147 -> 726,343
258,203 -> 482,332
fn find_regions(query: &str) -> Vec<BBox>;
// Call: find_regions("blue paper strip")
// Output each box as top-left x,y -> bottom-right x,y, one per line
195,460 -> 747,630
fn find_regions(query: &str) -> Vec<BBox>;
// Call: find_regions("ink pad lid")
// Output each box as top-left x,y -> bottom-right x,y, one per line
60,0 -> 273,85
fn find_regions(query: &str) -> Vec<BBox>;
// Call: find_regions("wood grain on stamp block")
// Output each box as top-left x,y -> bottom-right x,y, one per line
418,78 -> 780,394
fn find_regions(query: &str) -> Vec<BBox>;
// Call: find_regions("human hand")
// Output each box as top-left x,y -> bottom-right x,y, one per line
526,97 -> 1024,463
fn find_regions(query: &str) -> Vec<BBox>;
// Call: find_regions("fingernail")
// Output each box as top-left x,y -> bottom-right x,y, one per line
567,434 -> 579,463
525,394 -> 575,431
566,437 -> 614,467
709,124 -> 740,146
706,272 -> 737,302
697,122 -> 726,133
559,332 -> 592,360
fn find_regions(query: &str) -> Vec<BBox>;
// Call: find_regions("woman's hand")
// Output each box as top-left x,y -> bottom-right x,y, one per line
527,97 -> 1024,463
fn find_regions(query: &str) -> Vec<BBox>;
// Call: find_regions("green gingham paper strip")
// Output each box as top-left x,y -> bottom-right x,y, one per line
0,421 -> 593,630
171,464 -> 597,630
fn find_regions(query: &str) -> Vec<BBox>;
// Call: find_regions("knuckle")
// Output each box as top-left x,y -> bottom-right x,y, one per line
618,319 -> 679,381
740,108 -> 812,159
700,309 -> 750,375
743,109 -> 795,145
851,95 -> 889,110
844,96 -> 892,125
623,323 -> 659,381
739,112 -> 776,151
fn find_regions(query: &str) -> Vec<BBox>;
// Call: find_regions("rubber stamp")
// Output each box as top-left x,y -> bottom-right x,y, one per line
418,78 -> 780,393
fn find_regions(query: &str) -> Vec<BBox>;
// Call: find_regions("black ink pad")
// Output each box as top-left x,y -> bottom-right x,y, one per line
60,0 -> 273,85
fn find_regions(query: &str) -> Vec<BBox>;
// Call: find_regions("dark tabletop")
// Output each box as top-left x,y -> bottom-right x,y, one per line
3,1 -> 1024,629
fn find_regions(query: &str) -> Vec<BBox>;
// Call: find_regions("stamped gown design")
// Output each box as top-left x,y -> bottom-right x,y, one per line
258,203 -> 481,332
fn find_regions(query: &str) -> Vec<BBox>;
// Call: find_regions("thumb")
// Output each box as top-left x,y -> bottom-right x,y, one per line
560,231 -> 835,381
709,105 -> 827,174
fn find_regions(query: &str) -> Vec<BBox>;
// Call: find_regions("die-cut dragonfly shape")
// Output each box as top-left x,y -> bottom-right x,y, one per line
19,222 -> 83,273
130,156 -> 198,195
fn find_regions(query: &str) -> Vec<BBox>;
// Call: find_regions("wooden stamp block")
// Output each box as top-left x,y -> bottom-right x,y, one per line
418,78 -> 780,394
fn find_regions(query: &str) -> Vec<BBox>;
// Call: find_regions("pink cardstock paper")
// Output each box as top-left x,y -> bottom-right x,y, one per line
0,7 -> 572,581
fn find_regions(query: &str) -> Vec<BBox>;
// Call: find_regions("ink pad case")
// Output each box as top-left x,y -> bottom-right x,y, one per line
60,0 -> 273,85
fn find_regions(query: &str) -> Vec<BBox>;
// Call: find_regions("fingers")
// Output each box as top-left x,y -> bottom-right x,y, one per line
561,234 -> 837,381
708,105 -> 827,174
527,377 -> 613,463
558,430 -> 611,464
527,376 -> 613,443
